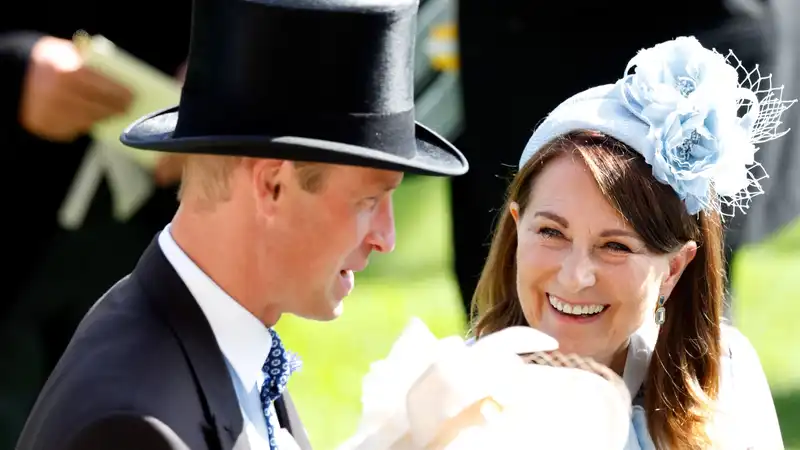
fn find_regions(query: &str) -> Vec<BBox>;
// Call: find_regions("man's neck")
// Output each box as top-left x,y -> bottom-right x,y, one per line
170,203 -> 283,327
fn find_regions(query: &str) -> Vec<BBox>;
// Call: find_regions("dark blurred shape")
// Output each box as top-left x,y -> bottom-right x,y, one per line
0,2 -> 191,447
66,414 -> 191,450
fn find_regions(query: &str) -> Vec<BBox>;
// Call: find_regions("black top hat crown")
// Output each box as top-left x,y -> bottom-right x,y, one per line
120,0 -> 468,176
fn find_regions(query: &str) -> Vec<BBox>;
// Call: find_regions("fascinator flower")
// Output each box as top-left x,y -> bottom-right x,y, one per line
619,36 -> 760,213
520,36 -> 796,216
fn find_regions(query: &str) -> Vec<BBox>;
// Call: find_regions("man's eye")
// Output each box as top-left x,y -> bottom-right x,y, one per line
361,197 -> 379,210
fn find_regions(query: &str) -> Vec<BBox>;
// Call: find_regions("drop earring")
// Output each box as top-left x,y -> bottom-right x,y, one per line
654,295 -> 666,325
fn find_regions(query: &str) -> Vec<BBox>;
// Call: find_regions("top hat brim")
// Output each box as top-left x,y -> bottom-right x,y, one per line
120,107 -> 468,177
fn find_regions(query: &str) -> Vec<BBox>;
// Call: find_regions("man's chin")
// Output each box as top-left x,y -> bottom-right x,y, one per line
314,306 -> 343,322
331,300 -> 344,318
296,298 -> 345,322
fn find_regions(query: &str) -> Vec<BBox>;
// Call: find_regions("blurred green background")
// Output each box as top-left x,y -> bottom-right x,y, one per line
276,175 -> 800,450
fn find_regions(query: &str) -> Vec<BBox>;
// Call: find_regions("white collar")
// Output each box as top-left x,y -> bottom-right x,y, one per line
158,224 -> 272,389
622,323 -> 659,398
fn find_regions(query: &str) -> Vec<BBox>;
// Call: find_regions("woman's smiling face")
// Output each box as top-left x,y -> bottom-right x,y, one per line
511,153 -> 686,367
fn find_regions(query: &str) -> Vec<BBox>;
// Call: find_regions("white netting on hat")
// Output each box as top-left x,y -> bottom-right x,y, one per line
519,37 -> 797,218
718,50 -> 797,216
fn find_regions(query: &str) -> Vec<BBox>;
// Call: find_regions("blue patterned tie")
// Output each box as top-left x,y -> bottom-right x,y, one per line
260,328 -> 302,449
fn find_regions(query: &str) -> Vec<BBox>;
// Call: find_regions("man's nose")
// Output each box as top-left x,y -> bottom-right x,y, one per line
368,196 -> 396,253
556,247 -> 596,293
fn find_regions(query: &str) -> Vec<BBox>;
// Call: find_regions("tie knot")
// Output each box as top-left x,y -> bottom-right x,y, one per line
261,328 -> 302,403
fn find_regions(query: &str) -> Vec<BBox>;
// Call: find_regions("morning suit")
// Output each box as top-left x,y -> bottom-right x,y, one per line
16,234 -> 311,450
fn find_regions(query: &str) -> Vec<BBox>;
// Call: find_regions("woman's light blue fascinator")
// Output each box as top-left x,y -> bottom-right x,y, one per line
519,36 -> 796,216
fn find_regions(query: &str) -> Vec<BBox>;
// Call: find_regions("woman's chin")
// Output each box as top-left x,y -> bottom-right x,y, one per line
555,341 -> 589,356
535,326 -> 599,359
551,338 -> 619,369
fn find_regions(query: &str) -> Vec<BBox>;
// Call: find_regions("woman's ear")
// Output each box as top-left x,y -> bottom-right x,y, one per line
661,241 -> 698,298
510,202 -> 520,225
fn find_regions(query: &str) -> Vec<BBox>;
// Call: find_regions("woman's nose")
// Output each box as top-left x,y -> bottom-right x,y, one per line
556,248 -> 596,293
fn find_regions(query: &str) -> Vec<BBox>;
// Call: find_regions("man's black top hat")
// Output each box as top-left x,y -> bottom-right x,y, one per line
120,0 -> 468,176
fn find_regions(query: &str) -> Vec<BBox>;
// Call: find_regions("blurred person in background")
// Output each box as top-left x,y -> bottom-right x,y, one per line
0,3 -> 190,447
453,0 -> 779,318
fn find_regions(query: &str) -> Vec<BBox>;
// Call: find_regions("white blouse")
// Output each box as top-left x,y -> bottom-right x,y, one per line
623,323 -> 784,449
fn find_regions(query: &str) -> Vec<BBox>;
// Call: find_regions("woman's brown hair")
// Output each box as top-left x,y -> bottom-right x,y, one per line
471,131 -> 725,449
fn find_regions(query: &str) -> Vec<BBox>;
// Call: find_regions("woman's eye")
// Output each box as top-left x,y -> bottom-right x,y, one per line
605,242 -> 632,253
538,227 -> 563,239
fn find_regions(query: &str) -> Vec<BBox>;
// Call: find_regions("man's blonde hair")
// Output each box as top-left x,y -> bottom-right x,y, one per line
178,156 -> 329,205
178,154 -> 243,204
293,161 -> 329,193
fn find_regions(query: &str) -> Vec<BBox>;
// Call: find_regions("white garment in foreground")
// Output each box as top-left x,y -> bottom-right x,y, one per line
338,319 -> 631,450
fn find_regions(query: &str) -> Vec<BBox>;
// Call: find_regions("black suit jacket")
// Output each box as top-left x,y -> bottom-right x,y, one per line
16,238 -> 312,450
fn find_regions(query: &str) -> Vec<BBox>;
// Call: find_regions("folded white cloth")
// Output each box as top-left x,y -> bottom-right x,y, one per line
338,319 -> 631,450
58,140 -> 155,230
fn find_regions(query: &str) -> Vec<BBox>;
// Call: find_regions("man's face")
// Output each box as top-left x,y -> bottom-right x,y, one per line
264,163 -> 402,321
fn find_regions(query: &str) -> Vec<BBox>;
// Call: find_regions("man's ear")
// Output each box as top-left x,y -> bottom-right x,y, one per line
661,241 -> 698,299
252,159 -> 288,214
510,201 -> 520,225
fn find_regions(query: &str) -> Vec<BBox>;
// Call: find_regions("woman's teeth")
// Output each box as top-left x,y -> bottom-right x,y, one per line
548,294 -> 605,316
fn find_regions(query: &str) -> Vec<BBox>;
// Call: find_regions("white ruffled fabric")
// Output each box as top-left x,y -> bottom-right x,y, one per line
58,140 -> 156,230
342,319 -> 783,449
338,319 -> 631,450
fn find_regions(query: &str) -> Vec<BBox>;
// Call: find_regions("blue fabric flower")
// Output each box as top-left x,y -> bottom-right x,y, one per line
617,36 -> 757,214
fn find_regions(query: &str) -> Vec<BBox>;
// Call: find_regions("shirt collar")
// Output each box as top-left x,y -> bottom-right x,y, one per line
158,224 -> 272,389
623,323 -> 659,398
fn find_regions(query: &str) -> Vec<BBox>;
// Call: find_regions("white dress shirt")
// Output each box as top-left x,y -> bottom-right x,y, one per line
159,225 -> 299,450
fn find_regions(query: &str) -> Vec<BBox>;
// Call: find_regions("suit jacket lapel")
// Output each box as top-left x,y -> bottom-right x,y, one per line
132,237 -> 249,450
275,394 -> 312,450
